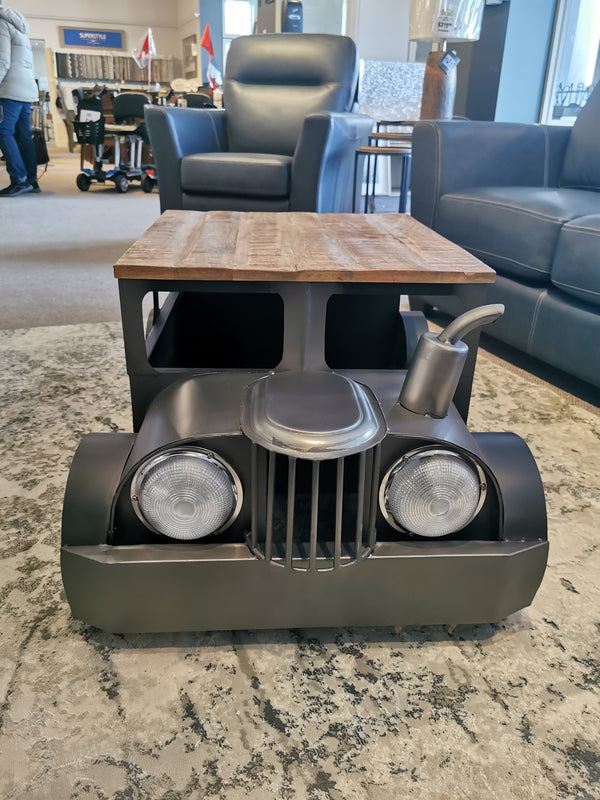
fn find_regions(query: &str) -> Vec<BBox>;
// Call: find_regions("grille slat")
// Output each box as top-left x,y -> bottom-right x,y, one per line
250,444 -> 259,550
285,457 -> 296,569
355,451 -> 367,557
249,445 -> 379,571
265,450 -> 276,562
309,462 -> 320,572
368,445 -> 381,550
334,458 -> 344,569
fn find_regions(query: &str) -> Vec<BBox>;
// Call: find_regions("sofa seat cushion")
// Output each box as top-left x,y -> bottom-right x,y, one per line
551,214 -> 600,309
181,152 -> 293,197
435,186 -> 600,283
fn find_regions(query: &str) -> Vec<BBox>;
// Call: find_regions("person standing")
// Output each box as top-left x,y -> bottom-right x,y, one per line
0,1 -> 39,197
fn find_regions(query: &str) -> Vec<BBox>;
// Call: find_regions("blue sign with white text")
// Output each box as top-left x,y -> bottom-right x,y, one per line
63,29 -> 123,49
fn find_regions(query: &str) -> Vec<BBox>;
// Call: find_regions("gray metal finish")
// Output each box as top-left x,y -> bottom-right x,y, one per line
241,370 -> 386,459
399,304 -> 505,418
474,432 -> 547,542
438,304 -> 504,344
62,433 -> 135,546
247,445 -> 380,570
118,279 -> 488,428
61,539 -> 548,633
61,266 -> 547,632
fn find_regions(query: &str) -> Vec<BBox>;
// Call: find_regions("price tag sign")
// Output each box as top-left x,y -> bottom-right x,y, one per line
436,10 -> 456,37
439,51 -> 461,75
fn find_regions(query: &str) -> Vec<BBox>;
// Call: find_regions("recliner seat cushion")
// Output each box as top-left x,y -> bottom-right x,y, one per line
181,152 -> 293,197
551,214 -> 600,309
435,186 -> 600,283
560,81 -> 600,190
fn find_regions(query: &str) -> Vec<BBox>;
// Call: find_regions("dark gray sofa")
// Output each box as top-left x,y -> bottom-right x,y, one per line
410,81 -> 600,390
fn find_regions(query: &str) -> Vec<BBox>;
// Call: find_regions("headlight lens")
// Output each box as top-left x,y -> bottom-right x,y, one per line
380,448 -> 485,537
131,448 -> 242,540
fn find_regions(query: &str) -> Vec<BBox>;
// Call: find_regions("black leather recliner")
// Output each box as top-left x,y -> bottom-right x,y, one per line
145,33 -> 373,213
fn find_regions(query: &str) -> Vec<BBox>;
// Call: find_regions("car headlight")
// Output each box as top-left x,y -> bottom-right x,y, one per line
379,448 -> 486,537
131,448 -> 242,540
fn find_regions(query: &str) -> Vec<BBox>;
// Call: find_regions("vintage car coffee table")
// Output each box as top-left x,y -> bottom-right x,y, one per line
61,211 -> 547,633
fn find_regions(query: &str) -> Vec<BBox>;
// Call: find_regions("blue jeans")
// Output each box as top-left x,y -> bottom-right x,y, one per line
0,99 -> 37,185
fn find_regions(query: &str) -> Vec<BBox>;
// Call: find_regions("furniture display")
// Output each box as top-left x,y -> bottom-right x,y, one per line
55,49 -> 174,85
410,80 -> 600,390
355,61 -> 424,205
60,210 -> 547,633
145,34 -> 373,214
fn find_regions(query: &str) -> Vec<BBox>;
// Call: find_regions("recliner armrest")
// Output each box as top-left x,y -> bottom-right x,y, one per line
411,120 -> 573,229
145,105 -> 228,212
291,111 -> 373,213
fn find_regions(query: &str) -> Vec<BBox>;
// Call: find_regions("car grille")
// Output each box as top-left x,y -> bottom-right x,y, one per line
247,444 -> 381,571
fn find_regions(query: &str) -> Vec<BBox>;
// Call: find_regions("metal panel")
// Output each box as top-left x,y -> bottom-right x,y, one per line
61,540 -> 549,633
248,445 -> 380,571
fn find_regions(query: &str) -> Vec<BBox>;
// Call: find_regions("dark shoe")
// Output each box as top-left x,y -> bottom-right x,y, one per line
29,181 -> 41,193
0,182 -> 34,197
0,182 -> 17,195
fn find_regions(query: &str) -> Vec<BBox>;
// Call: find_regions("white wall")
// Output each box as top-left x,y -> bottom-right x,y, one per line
19,0 -> 182,56
19,0 -> 201,144
176,0 -> 202,80
349,0 -> 411,62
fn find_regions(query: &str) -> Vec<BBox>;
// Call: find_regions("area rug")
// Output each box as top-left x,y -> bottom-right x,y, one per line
0,322 -> 598,800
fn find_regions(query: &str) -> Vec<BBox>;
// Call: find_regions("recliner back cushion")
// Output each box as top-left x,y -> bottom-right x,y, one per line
560,81 -> 600,190
223,33 -> 358,155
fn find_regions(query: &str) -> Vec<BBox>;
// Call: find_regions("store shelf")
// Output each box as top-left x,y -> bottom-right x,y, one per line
54,48 -> 174,84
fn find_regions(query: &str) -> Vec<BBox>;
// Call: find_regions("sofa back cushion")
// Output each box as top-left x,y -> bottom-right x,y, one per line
560,81 -> 600,190
223,33 -> 358,156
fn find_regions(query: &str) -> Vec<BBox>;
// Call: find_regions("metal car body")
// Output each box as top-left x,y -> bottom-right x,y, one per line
61,284 -> 547,633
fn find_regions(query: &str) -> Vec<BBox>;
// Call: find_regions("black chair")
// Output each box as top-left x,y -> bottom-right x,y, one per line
145,33 -> 373,213
184,89 -> 214,108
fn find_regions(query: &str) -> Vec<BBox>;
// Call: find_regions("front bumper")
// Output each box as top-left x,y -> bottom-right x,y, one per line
62,538 -> 548,633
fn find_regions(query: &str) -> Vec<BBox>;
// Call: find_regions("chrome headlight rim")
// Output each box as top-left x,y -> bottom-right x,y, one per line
130,446 -> 243,539
379,446 -> 487,537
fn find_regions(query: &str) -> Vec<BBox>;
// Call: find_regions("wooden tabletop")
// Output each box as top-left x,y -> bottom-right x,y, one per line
369,132 -> 413,141
357,145 -> 412,155
114,210 -> 495,284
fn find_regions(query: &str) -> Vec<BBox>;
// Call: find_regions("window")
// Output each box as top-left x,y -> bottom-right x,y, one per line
223,0 -> 256,64
540,0 -> 600,124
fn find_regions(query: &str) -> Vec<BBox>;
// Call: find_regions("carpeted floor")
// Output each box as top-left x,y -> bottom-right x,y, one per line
0,150 -> 160,329
0,321 -> 599,799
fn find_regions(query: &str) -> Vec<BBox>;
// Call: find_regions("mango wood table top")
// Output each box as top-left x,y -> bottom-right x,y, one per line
114,210 -> 495,284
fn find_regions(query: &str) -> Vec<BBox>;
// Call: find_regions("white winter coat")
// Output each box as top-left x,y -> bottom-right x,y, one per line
0,7 -> 38,102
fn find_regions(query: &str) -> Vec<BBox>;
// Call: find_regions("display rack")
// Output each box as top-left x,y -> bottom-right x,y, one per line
54,48 -> 174,85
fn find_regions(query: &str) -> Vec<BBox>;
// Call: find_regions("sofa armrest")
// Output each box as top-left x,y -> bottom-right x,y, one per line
541,124 -> 572,186
290,111 -> 373,213
145,105 -> 228,212
411,120 -> 573,229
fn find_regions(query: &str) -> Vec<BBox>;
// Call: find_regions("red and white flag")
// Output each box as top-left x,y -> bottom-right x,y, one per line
132,28 -> 156,69
200,24 -> 222,89
200,24 -> 215,59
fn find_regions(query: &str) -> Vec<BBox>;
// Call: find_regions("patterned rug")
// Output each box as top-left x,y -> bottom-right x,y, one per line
0,322 -> 598,800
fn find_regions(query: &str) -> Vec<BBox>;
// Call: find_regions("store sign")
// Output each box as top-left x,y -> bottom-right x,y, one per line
61,28 -> 124,49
